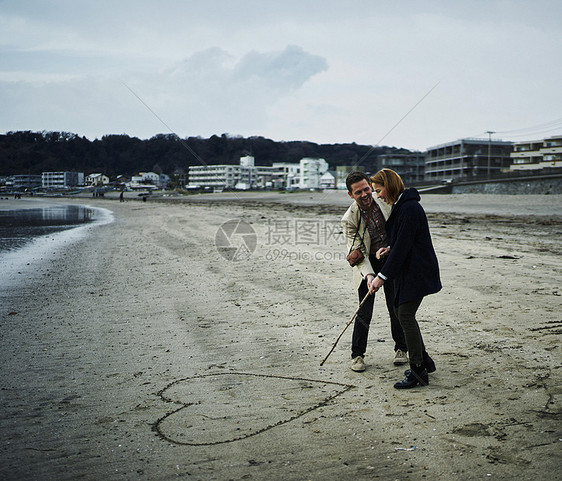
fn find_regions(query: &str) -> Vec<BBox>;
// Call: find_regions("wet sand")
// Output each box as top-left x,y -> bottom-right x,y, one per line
0,193 -> 560,480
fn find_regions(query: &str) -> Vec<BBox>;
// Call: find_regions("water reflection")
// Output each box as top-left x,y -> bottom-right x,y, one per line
0,205 -> 96,252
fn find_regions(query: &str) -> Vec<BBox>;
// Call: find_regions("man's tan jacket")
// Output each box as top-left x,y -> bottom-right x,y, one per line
341,196 -> 391,290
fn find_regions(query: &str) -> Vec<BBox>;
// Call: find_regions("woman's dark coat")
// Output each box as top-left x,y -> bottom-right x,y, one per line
379,188 -> 442,306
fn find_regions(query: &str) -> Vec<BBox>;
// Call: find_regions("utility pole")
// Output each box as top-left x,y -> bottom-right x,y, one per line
486,131 -> 495,179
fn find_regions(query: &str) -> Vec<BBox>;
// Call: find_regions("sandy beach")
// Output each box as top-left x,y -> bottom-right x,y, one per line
0,192 -> 560,480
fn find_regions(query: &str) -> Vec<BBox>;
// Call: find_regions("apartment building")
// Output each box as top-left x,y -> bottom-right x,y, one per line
42,171 -> 83,189
424,138 -> 513,181
510,135 -> 562,171
299,158 -> 329,189
377,152 -> 425,184
188,156 -> 258,191
256,162 -> 300,190
12,174 -> 43,190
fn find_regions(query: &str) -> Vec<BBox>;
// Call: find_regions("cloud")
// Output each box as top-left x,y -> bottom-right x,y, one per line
151,45 -> 328,135
232,45 -> 328,92
0,45 -> 328,139
163,45 -> 328,97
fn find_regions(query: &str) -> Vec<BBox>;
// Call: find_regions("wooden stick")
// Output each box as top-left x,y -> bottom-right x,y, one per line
320,291 -> 372,366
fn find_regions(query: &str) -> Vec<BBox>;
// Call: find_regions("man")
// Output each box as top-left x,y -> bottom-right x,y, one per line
341,171 -> 408,372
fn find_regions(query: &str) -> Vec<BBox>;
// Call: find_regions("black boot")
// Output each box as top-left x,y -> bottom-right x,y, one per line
395,364 -> 428,389
404,354 -> 436,376
423,353 -> 436,373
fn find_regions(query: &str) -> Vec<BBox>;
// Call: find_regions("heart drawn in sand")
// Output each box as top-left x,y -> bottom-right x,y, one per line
153,372 -> 354,446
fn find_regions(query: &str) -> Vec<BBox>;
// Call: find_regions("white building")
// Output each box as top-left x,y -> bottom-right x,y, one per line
188,156 -> 303,191
86,173 -> 109,186
271,162 -> 300,190
188,158 -> 257,191
235,155 -> 256,190
188,156 -> 334,191
240,155 -> 254,168
136,172 -> 160,184
510,135 -> 562,171
249,163 -> 300,190
299,158 -> 329,189
128,171 -> 165,189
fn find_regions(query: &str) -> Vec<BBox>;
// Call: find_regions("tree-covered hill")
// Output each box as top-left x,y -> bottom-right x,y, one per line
0,131 -> 412,177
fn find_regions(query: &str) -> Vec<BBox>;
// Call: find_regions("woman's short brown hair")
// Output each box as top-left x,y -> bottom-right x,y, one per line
370,169 -> 405,204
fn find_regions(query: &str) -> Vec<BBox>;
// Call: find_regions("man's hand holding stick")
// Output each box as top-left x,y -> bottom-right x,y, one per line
320,291 -> 372,366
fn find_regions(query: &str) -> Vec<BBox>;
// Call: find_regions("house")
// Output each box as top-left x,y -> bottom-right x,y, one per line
86,173 -> 109,187
319,170 -> 337,189
114,175 -> 129,188
128,172 -> 160,190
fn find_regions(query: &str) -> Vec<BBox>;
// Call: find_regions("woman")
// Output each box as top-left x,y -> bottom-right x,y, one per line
368,169 -> 441,389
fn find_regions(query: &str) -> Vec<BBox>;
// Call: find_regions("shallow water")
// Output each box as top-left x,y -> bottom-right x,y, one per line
0,203 -> 114,290
0,205 -> 97,253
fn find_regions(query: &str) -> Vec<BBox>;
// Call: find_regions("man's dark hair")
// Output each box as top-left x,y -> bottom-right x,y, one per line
346,171 -> 370,192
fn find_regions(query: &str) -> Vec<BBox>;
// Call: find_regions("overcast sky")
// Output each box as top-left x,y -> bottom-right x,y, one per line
1,0 -> 561,151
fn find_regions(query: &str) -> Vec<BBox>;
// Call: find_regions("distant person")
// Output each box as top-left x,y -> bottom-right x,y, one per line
341,171 -> 408,373
369,168 -> 441,389
119,191 -> 124,202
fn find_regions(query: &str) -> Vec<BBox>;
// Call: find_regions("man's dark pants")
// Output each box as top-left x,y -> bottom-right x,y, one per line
351,256 -> 407,359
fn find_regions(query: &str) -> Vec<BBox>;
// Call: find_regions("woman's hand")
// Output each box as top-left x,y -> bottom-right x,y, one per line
376,247 -> 390,259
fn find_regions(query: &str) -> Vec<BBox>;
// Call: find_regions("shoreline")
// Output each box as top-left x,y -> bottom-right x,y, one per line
0,203 -> 114,289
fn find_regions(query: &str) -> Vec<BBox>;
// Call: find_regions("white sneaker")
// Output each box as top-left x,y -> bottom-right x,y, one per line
351,356 -> 366,372
393,349 -> 408,365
